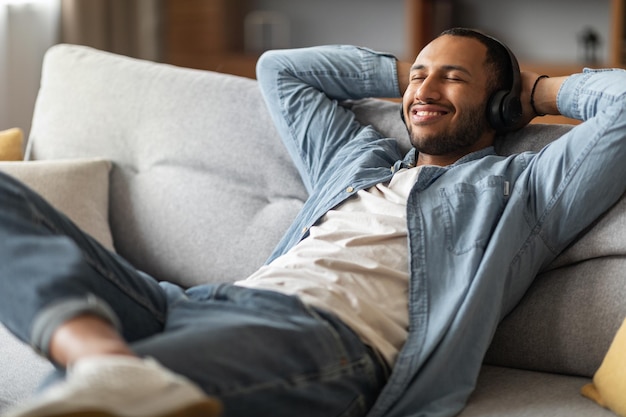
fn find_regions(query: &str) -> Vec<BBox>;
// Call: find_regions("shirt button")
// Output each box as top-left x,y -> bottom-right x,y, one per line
346,186 -> 354,193
301,227 -> 308,234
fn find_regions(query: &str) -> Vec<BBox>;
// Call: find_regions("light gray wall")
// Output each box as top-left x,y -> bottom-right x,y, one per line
250,0 -> 612,65
447,0 -> 610,64
249,0 -> 407,57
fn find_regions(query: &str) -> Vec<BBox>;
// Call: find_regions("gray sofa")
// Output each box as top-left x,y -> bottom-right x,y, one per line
0,44 -> 624,416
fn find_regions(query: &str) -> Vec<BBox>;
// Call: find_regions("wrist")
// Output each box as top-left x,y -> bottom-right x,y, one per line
530,75 -> 549,116
397,60 -> 411,96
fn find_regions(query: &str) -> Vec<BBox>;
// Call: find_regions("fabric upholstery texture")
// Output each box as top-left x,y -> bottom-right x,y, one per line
457,366 -> 617,417
0,324 -> 52,411
0,159 -> 114,251
28,45 -> 307,287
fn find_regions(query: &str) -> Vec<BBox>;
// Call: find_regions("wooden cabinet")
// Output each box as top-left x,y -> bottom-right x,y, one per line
164,0 -> 257,78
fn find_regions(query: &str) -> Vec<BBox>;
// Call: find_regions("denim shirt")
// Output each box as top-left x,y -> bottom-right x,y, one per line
256,45 -> 626,417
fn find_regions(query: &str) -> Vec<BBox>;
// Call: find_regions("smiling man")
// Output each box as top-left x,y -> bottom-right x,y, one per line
2,28 -> 626,417
403,33 -> 501,165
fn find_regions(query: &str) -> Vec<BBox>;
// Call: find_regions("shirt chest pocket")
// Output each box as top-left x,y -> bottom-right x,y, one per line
438,175 -> 508,255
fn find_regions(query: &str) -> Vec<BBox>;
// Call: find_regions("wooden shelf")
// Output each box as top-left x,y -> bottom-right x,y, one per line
167,53 -> 259,79
164,0 -> 252,76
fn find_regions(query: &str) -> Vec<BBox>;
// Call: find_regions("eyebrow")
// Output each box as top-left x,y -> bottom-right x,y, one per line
410,64 -> 472,77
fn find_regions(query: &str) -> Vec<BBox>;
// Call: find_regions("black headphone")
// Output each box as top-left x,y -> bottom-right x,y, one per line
484,34 -> 523,133
401,31 -> 523,133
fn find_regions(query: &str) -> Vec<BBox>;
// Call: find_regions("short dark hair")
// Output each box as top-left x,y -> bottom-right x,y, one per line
437,27 -> 514,98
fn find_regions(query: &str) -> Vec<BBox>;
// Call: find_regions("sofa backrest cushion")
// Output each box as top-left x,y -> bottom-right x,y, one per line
28,44 -> 308,287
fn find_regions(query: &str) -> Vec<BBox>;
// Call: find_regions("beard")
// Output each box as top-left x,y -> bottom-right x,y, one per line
407,101 -> 489,156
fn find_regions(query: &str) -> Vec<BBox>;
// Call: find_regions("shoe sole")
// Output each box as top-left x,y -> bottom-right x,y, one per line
16,399 -> 222,417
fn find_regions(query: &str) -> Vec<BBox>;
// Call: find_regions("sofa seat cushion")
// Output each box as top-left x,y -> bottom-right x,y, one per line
459,365 -> 615,417
0,324 -> 52,412
582,317 -> 626,417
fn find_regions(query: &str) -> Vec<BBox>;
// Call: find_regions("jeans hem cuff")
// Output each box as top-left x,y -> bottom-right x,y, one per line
30,294 -> 121,359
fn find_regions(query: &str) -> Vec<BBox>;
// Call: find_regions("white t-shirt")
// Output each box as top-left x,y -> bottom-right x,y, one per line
235,167 -> 421,366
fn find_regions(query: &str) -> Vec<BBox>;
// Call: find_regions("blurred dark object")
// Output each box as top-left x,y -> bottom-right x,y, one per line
579,27 -> 601,64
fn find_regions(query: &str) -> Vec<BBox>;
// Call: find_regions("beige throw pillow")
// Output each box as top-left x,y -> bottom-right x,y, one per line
0,158 -> 115,251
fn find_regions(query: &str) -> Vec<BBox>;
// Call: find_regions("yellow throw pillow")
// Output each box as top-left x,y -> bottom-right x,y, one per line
581,317 -> 626,416
0,128 -> 24,161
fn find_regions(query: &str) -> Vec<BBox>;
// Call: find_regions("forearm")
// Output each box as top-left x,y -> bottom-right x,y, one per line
255,45 -> 402,192
556,69 -> 626,121
521,69 -> 626,123
396,60 -> 411,96
527,75 -> 564,117
525,69 -> 626,254
257,45 -> 402,101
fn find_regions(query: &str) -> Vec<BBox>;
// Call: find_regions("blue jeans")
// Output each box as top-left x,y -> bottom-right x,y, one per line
0,171 -> 387,417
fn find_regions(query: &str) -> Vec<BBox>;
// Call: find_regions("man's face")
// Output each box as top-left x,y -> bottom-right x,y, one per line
402,35 -> 495,164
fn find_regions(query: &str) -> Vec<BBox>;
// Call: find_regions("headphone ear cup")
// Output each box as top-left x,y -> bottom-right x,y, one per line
502,94 -> 522,127
487,89 -> 523,133
487,90 -> 508,132
481,32 -> 523,133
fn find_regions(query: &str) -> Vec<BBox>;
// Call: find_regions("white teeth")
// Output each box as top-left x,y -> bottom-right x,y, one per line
415,111 -> 441,116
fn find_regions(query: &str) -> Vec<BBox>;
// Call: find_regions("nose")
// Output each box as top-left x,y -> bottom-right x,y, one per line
415,75 -> 441,103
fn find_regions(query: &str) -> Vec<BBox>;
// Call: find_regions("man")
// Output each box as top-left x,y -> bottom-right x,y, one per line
1,28 -> 625,417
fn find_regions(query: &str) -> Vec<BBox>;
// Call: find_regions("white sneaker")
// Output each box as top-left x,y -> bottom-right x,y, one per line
5,356 -> 222,417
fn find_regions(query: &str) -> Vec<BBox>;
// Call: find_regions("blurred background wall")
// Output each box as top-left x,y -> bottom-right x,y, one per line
0,0 -> 60,138
0,0 -> 162,137
61,0 -> 162,61
0,0 -> 620,136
